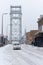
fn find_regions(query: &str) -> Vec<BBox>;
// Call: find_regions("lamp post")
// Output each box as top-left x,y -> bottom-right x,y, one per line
2,13 -> 8,35
6,24 -> 10,39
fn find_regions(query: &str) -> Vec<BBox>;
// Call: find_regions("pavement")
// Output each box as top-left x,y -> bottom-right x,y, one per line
0,44 -> 43,65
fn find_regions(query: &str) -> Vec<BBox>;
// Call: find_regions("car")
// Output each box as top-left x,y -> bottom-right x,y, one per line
0,43 -> 3,47
13,42 -> 21,50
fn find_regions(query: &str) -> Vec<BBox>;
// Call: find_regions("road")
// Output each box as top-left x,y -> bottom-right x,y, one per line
0,44 -> 43,65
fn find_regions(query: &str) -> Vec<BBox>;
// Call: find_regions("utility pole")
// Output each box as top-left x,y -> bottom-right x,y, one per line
2,13 -> 8,35
1,13 -> 8,44
25,29 -> 27,44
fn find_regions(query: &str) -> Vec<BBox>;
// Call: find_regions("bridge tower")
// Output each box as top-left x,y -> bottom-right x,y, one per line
10,6 -> 22,44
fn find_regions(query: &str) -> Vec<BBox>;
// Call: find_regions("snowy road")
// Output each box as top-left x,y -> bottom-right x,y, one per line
0,44 -> 43,65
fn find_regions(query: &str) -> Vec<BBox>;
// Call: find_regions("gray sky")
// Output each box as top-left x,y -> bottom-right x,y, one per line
0,0 -> 43,35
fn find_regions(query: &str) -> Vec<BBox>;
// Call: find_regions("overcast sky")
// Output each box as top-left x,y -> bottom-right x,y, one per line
0,0 -> 43,36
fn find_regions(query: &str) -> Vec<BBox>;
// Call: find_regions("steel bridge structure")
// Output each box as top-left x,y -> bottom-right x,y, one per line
10,6 -> 22,44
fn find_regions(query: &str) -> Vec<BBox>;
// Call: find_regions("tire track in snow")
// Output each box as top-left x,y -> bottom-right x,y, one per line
21,45 -> 43,65
2,44 -> 28,65
24,45 -> 43,55
15,50 -> 36,65
22,45 -> 43,59
13,50 -> 29,65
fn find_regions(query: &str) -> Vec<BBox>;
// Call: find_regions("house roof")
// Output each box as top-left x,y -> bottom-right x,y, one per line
35,31 -> 43,37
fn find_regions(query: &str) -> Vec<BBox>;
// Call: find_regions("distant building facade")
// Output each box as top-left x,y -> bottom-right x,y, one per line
0,34 -> 8,46
38,15 -> 43,32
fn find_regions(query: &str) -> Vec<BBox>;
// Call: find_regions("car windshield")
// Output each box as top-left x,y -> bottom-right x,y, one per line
14,44 -> 20,45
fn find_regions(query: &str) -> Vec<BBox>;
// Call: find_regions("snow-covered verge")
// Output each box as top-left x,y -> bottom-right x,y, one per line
0,44 -> 43,65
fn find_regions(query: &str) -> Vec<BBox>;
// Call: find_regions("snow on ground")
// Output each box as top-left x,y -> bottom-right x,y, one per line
0,44 -> 43,65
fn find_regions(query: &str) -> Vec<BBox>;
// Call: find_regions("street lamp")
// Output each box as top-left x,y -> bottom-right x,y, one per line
2,13 -> 8,35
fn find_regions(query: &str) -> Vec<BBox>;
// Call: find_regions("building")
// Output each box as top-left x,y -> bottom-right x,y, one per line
30,30 -> 39,39
32,32 -> 43,47
32,15 -> 43,47
26,32 -> 32,44
26,30 -> 38,44
0,34 -> 8,47
26,15 -> 43,46
38,15 -> 43,32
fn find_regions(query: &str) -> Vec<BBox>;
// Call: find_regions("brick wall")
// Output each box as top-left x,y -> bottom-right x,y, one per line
26,30 -> 38,44
26,32 -> 32,44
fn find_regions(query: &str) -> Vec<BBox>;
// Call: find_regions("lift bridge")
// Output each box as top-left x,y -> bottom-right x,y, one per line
10,6 -> 22,44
